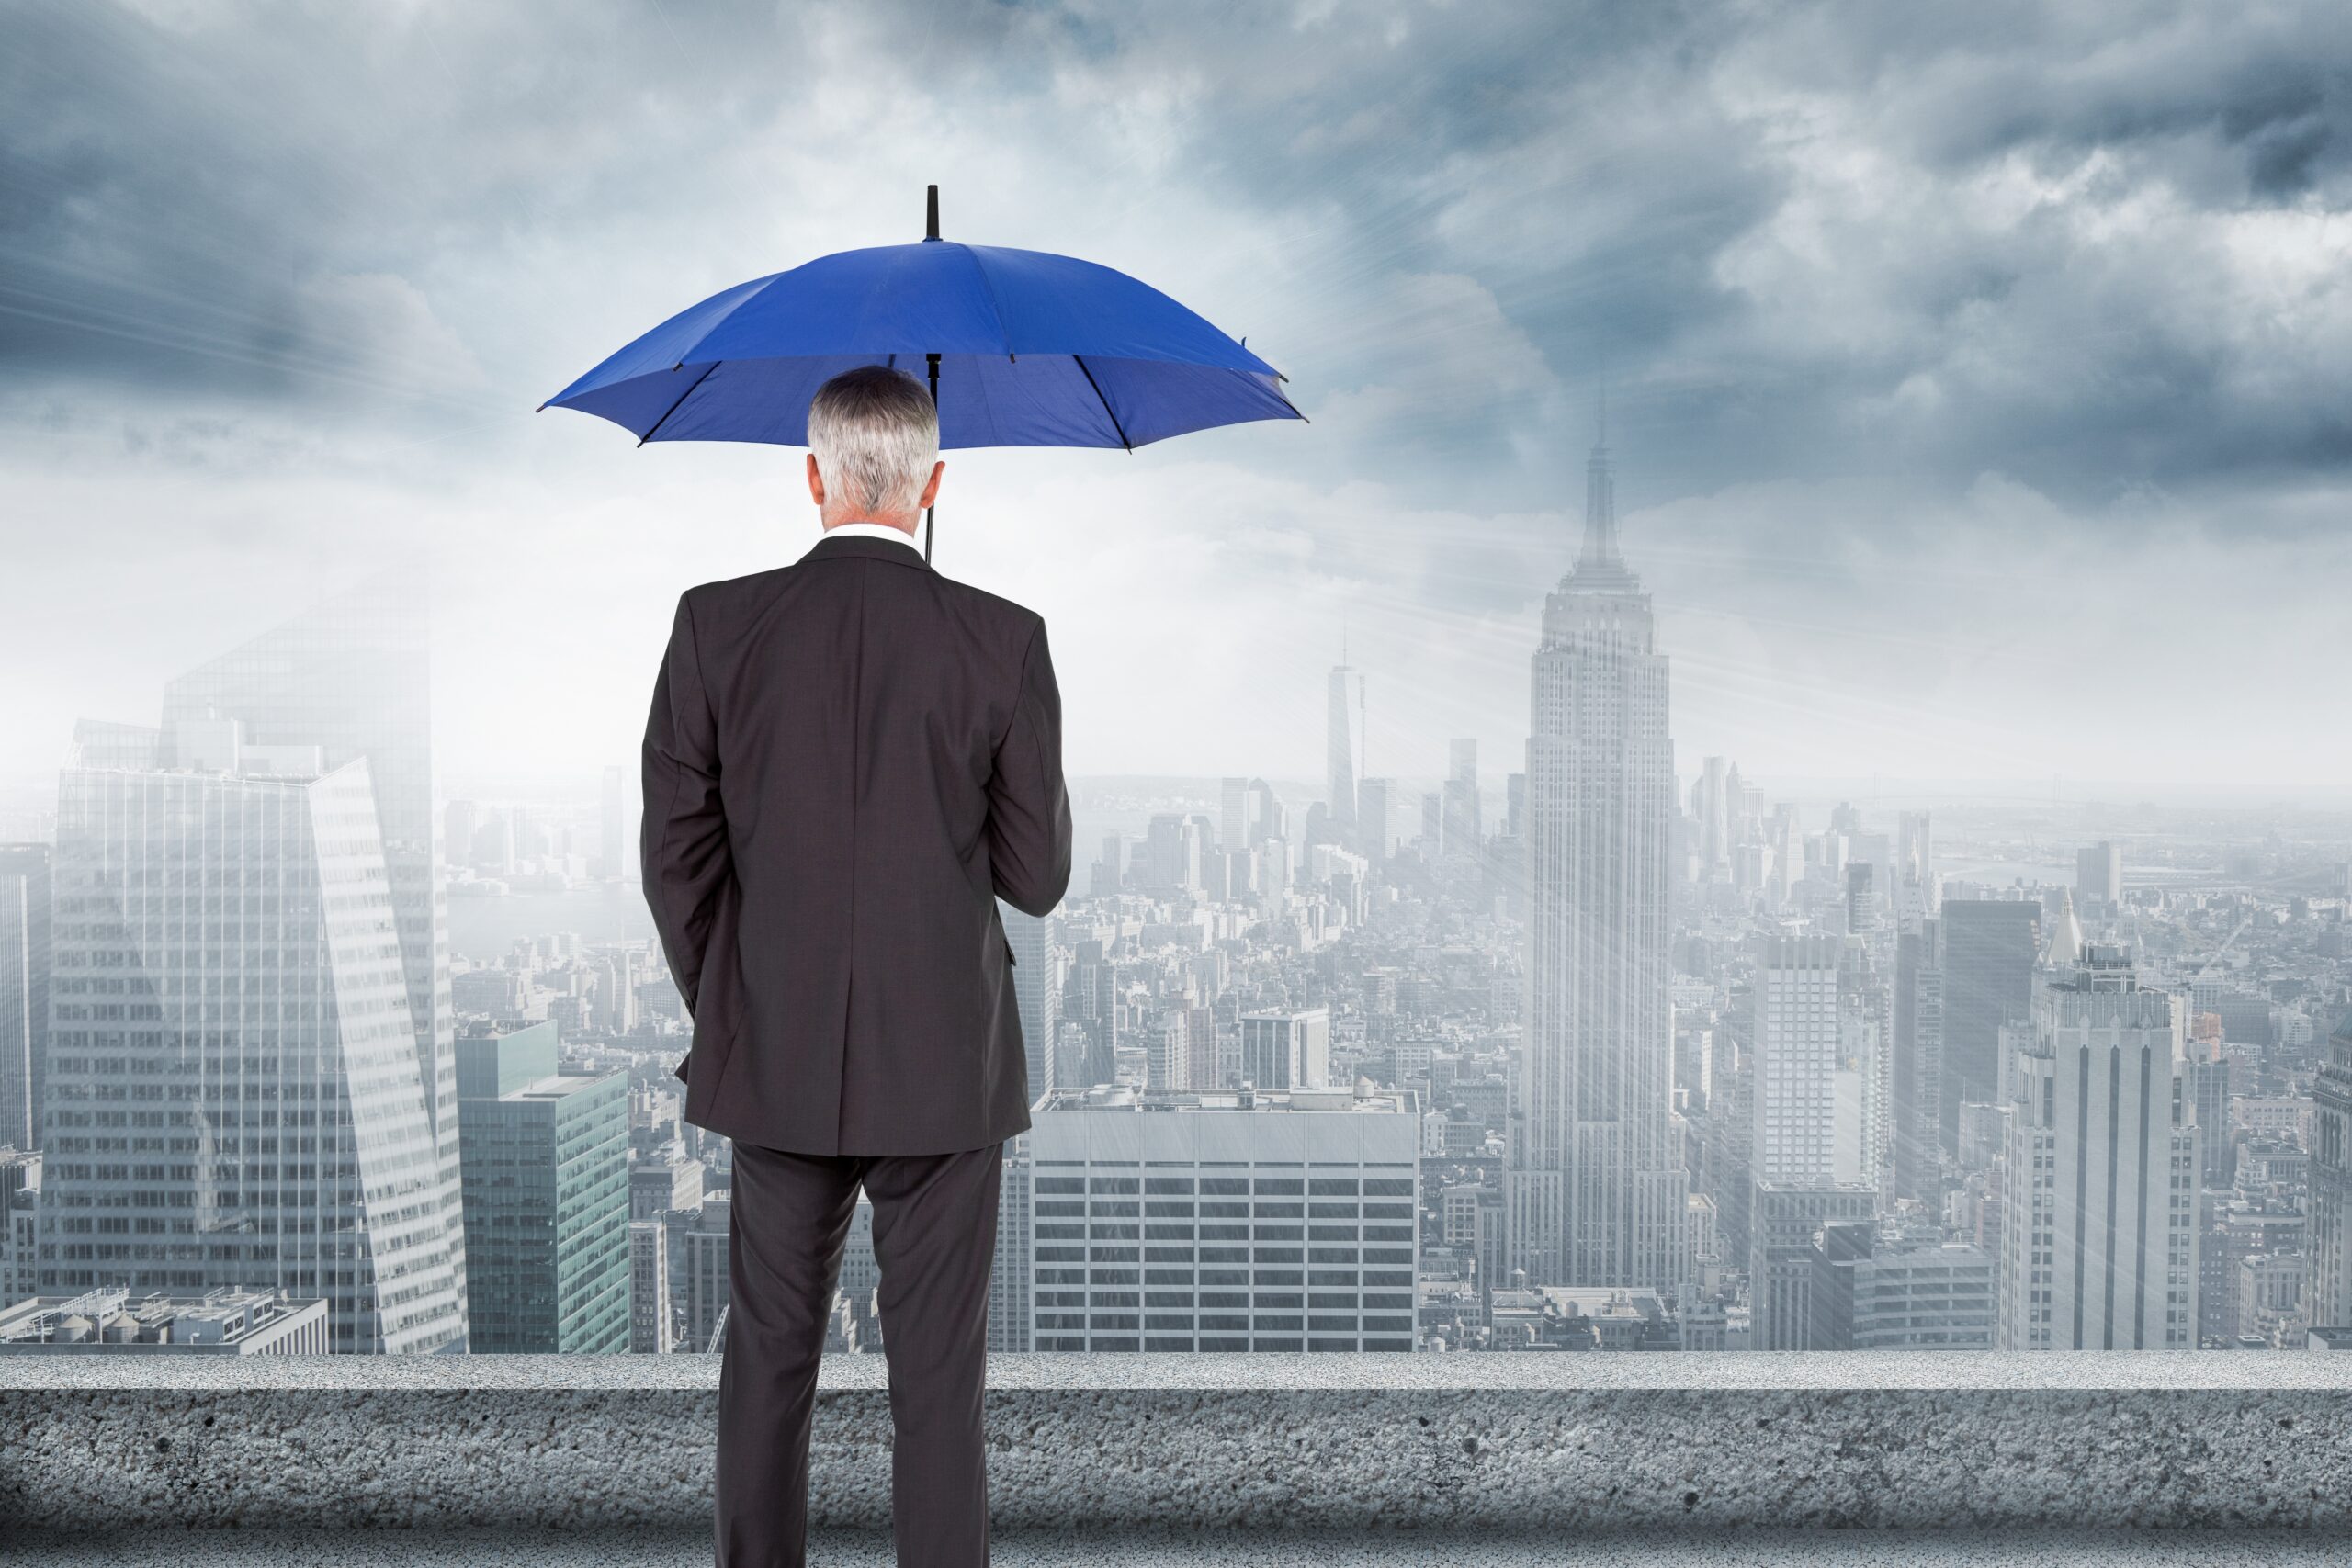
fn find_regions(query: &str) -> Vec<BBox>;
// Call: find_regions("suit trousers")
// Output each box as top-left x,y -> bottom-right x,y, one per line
717,1137 -> 1005,1568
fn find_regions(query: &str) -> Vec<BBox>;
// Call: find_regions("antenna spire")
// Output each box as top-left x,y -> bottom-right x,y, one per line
1578,383 -> 1621,569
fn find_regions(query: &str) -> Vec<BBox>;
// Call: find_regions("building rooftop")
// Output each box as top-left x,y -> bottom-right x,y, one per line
0,1288 -> 326,1353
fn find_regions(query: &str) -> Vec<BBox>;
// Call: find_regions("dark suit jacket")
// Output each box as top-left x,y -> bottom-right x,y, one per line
640,531 -> 1072,1155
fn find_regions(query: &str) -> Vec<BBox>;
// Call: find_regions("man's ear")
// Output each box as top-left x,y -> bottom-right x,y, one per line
807,452 -> 827,508
918,459 -> 945,510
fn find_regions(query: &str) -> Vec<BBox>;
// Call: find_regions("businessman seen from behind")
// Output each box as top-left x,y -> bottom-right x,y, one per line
640,364 -> 1072,1568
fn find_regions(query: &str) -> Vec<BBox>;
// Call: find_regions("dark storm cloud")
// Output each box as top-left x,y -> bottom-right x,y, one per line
5,0 -> 2350,514
0,0 -> 817,409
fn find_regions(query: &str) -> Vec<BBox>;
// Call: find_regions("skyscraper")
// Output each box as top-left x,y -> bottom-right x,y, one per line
455,1021 -> 630,1353
1939,899 -> 2041,1155
0,845 -> 49,1152
629,1219 -> 673,1353
1508,412 -> 1689,1292
1751,935 -> 1845,1187
1327,660 -> 1363,851
155,573 -> 469,1318
1696,756 -> 1731,879
1748,934 -> 1877,1349
39,755 -> 469,1352
2076,840 -> 2122,908
1220,778 -> 1250,856
1355,778 -> 1393,865
1892,917 -> 1944,1202
1996,943 -> 2199,1350
35,576 -> 470,1352
1240,1008 -> 1329,1091
1004,900 -> 1061,1102
1441,739 -> 1481,879
989,1139 -> 1034,1354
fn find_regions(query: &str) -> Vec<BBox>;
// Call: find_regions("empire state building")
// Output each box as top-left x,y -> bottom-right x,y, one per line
1505,417 -> 1690,1292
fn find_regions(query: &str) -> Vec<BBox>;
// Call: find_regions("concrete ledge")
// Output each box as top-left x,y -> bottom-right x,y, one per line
6,1353 -> 2351,1532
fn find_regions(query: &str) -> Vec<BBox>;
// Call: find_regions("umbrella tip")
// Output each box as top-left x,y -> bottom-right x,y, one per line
926,184 -> 940,242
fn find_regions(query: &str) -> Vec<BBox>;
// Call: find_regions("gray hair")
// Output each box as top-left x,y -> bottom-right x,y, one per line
807,365 -> 939,517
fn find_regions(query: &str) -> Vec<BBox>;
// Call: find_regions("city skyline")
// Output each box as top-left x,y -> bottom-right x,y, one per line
5,476 -> 2346,1363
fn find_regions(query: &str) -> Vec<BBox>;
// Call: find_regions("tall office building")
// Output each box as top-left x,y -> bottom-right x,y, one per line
158,576 -> 459,1188
1749,936 -> 1877,1349
1219,778 -> 1250,856
629,1219 -> 673,1354
1695,756 -> 1731,879
1845,864 -> 1875,935
1508,414 -> 1689,1292
1441,740 -> 1481,874
39,752 -> 469,1352
1004,901 -> 1060,1103
684,1192 -> 731,1351
1240,1008 -> 1329,1091
1146,814 -> 1204,894
2311,1014 -> 2352,1330
165,576 -> 467,1314
1751,935 -> 1850,1186
1892,918 -> 1944,1202
1996,943 -> 2199,1350
0,845 -> 49,1151
1750,1181 -> 1874,1350
1327,661 -> 1363,851
2076,841 -> 2122,908
1939,900 -> 2041,1156
1023,1082 -> 1420,1352
1355,779 -> 1394,866
456,1021 -> 630,1353
989,1137 -> 1034,1353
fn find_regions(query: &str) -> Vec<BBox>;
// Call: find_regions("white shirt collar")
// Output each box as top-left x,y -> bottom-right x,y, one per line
817,521 -> 924,554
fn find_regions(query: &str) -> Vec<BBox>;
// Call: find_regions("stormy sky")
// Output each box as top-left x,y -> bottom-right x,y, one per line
5,0 -> 2349,801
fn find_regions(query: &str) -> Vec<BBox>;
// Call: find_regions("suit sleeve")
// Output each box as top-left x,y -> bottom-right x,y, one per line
986,618 -> 1074,918
640,591 -> 732,1016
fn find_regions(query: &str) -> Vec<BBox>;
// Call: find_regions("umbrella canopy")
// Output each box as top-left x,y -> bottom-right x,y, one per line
540,194 -> 1304,454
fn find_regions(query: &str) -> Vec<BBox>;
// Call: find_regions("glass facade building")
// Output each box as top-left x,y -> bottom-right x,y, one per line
38,760 -> 468,1353
0,843 -> 49,1152
455,1021 -> 629,1353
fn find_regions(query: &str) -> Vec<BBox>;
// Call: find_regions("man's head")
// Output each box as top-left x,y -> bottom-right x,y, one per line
805,365 -> 944,533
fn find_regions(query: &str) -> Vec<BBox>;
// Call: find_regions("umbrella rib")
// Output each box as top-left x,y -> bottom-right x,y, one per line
1270,377 -> 1312,424
956,243 -> 1015,356
638,362 -> 721,447
1072,355 -> 1133,452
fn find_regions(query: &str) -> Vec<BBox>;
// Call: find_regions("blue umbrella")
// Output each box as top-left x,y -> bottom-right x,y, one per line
539,186 -> 1306,560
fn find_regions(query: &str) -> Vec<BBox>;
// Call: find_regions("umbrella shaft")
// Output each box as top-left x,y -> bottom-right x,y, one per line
926,353 -> 941,564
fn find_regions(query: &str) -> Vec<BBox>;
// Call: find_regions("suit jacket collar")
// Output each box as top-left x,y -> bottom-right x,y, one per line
803,531 -> 931,570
